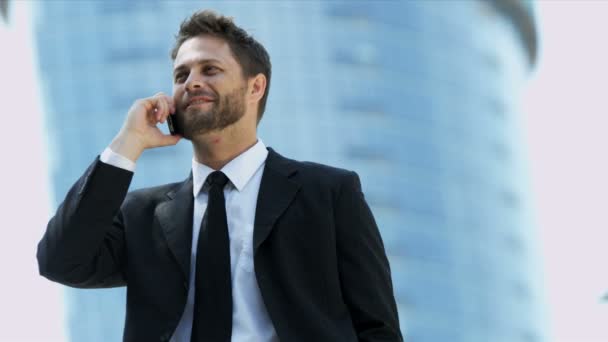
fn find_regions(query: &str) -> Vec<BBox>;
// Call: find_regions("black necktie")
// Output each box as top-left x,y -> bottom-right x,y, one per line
191,171 -> 232,342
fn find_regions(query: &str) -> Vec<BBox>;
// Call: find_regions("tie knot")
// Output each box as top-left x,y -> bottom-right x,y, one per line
207,171 -> 229,188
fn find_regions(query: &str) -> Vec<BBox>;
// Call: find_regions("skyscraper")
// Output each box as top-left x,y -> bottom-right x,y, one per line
34,1 -> 541,341
0,0 -> 9,23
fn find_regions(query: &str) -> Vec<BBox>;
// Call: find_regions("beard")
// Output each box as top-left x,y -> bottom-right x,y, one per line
176,86 -> 247,139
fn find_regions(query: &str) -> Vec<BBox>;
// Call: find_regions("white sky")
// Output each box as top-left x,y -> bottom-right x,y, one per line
522,1 -> 608,341
1,1 -> 607,342
0,1 -> 65,341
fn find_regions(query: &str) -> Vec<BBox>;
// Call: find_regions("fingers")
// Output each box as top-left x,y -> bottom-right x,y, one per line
161,133 -> 182,146
150,127 -> 182,147
150,93 -> 175,124
119,93 -> 181,157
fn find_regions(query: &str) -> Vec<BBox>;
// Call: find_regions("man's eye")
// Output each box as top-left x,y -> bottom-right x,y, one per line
204,66 -> 219,74
175,73 -> 186,82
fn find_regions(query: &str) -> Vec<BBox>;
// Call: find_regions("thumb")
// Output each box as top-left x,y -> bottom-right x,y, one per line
159,134 -> 182,146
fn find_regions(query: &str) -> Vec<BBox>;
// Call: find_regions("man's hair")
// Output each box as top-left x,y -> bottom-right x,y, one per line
171,10 -> 271,122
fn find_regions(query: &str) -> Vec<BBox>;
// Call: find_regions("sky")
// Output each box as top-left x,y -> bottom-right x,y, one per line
0,1 -> 65,341
1,1 -> 608,341
522,1 -> 608,341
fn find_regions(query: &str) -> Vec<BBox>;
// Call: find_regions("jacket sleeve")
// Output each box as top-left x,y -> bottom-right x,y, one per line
37,157 -> 133,288
335,171 -> 403,341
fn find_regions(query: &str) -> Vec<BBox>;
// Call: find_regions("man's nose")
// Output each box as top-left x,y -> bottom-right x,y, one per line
185,74 -> 204,92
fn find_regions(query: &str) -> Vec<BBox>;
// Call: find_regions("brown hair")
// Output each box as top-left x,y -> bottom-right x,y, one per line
171,10 -> 272,122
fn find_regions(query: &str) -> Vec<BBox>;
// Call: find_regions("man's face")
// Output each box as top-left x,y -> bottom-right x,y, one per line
172,35 -> 247,139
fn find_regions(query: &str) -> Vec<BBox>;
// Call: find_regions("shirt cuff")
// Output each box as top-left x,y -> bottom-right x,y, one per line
100,147 -> 136,172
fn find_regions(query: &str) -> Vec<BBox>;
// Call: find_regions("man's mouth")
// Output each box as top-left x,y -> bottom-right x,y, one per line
187,96 -> 216,108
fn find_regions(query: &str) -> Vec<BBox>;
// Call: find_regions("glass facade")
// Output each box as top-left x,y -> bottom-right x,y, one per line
34,1 -> 543,341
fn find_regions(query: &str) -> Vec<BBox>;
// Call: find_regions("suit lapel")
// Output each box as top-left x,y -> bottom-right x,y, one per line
254,148 -> 300,253
155,176 -> 194,282
153,147 -> 298,277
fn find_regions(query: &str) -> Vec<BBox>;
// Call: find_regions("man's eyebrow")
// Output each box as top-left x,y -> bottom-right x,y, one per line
173,58 -> 223,75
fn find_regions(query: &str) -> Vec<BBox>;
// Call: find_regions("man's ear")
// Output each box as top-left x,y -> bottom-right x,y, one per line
248,73 -> 267,104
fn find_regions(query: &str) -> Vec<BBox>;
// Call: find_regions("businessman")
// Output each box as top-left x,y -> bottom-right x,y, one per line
37,10 -> 402,342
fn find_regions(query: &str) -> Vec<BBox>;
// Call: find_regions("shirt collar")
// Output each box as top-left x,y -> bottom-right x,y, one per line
192,139 -> 268,196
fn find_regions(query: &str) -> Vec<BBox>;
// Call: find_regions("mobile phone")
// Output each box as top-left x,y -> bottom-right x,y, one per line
167,112 -> 182,136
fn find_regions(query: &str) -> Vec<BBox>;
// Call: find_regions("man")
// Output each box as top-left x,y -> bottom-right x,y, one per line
37,10 -> 402,342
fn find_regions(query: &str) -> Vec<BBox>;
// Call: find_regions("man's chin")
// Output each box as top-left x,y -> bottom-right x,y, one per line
180,121 -> 221,140
184,106 -> 214,117
187,101 -> 215,109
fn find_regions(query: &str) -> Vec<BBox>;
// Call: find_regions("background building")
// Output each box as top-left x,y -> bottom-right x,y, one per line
34,1 -> 542,341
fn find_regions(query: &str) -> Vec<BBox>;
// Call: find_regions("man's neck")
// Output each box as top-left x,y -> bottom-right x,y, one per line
191,128 -> 258,170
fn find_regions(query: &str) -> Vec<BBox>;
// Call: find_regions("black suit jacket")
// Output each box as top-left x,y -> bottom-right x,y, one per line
37,148 -> 402,341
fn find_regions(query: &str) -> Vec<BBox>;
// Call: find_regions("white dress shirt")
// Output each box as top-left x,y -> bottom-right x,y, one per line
100,139 -> 278,342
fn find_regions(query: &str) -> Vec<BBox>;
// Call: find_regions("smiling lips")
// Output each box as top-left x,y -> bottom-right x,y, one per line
187,96 -> 216,108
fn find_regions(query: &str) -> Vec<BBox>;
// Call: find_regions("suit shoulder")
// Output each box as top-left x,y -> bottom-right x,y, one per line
296,159 -> 355,179
279,157 -> 364,202
268,148 -> 348,175
281,157 -> 358,192
269,149 -> 356,184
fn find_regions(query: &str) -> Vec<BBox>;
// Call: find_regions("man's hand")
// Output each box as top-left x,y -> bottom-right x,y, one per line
109,93 -> 182,162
